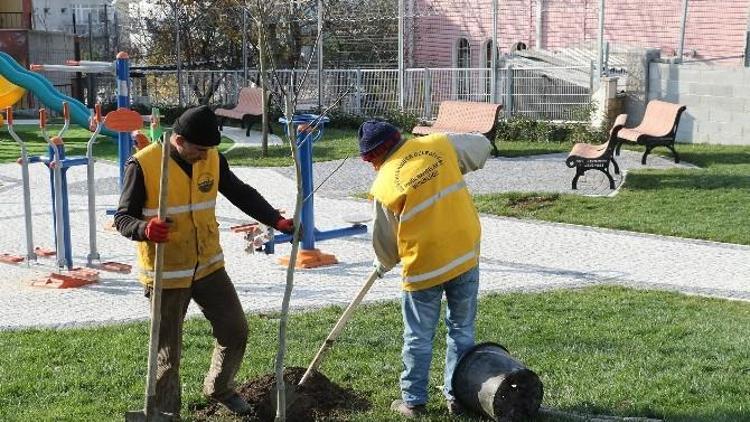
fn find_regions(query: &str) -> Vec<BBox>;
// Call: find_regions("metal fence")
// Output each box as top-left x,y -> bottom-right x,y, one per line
120,65 -> 592,121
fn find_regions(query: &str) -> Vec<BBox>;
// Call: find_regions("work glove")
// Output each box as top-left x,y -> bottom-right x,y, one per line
144,217 -> 170,243
274,217 -> 295,236
372,259 -> 388,279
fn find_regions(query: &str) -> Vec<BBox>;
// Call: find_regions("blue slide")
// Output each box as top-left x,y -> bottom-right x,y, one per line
0,51 -> 116,138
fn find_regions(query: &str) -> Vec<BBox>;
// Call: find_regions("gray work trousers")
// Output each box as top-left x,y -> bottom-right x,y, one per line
148,267 -> 248,415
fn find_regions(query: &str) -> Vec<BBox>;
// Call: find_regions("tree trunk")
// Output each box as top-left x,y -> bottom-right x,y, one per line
259,21 -> 269,156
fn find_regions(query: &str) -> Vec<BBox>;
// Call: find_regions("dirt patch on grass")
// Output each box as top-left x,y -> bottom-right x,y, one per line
507,194 -> 559,212
193,367 -> 370,421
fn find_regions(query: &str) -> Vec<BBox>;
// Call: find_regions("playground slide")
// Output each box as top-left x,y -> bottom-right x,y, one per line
0,51 -> 115,137
0,75 -> 26,108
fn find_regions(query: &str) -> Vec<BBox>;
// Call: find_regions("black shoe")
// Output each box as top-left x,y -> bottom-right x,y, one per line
390,399 -> 427,418
216,393 -> 252,416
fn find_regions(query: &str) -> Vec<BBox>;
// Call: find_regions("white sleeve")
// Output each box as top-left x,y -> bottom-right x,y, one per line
446,133 -> 492,174
371,200 -> 400,272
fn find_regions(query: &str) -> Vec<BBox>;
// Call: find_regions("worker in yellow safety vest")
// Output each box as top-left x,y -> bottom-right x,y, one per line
358,120 -> 491,418
115,105 -> 294,418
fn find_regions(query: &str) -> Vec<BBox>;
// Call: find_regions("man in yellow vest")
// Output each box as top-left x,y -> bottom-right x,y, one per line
358,120 -> 491,418
115,105 -> 294,418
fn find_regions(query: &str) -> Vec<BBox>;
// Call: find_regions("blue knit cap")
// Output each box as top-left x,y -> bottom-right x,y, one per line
357,120 -> 401,156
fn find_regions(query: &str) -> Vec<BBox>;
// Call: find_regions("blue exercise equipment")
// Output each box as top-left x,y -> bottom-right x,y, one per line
265,114 -> 367,267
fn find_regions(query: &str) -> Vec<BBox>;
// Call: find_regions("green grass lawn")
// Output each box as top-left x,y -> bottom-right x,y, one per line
476,143 -> 750,245
0,124 -> 356,167
0,124 -> 236,164
0,125 -> 119,162
497,140 -> 572,157
221,126 -> 360,167
0,286 -> 748,421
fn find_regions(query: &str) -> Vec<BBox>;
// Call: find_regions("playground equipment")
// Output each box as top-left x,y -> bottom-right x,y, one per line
39,105 -> 72,270
0,50 -> 136,189
2,107 -> 37,265
264,114 -> 368,268
1,100 -> 143,281
84,104 -> 145,267
30,52 -> 135,189
0,75 -> 26,108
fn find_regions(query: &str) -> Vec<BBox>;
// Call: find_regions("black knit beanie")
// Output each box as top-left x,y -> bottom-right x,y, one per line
172,105 -> 221,146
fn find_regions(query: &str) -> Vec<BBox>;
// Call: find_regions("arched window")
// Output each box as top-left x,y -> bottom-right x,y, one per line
481,39 -> 495,97
483,39 -> 494,69
456,38 -> 471,98
457,38 -> 471,68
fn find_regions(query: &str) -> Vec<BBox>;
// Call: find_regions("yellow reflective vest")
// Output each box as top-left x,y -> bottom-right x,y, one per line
134,143 -> 224,289
370,134 -> 481,292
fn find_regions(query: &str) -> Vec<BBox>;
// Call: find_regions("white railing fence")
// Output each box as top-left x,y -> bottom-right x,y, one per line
117,66 -> 594,122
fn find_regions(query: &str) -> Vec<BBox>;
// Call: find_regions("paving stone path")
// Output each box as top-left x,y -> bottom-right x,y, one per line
0,147 -> 745,330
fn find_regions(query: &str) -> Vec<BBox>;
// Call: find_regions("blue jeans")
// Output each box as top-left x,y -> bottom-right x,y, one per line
400,266 -> 479,406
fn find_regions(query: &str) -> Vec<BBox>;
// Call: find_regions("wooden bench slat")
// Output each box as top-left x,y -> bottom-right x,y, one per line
412,100 -> 503,156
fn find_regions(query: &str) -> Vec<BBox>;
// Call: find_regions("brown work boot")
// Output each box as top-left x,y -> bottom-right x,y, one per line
391,399 -> 427,418
215,393 -> 252,416
447,398 -> 464,416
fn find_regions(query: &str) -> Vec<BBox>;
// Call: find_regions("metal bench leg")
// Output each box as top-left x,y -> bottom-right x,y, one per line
572,167 -> 584,190
218,117 -> 224,131
615,141 -> 622,156
598,168 -> 616,189
246,120 -> 256,136
610,157 -> 620,175
666,144 -> 680,163
641,145 -> 654,165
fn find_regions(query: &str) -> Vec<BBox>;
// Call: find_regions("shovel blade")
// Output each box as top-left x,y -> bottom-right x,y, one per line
124,409 -> 174,422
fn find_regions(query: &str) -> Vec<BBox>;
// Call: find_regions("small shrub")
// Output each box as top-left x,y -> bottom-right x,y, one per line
495,115 -> 605,144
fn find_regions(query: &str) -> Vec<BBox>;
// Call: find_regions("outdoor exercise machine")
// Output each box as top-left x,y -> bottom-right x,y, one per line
84,104 -> 145,268
2,107 -> 37,265
1,100 -> 143,283
263,114 -> 368,268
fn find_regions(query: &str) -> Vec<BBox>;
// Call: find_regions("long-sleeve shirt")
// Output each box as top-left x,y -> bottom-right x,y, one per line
372,133 -> 492,273
114,148 -> 282,241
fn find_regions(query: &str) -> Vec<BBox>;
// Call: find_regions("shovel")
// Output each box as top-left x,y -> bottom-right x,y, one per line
126,133 -> 174,422
297,268 -> 381,387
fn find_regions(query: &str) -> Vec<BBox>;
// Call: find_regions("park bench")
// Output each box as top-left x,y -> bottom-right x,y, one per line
214,86 -> 272,136
615,99 -> 686,164
412,100 -> 503,156
566,113 -> 627,190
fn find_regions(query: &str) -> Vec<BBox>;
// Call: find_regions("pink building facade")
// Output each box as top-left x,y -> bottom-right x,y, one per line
410,0 -> 749,68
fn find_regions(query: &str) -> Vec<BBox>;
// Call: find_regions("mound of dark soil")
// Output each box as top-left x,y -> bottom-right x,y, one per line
194,367 -> 370,421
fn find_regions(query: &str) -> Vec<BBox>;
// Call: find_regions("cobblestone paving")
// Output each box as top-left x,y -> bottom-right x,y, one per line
0,151 -> 745,330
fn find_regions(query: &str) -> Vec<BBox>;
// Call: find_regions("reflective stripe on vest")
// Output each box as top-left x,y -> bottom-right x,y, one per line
403,249 -> 478,284
399,180 -> 467,223
140,252 -> 224,280
142,199 -> 217,217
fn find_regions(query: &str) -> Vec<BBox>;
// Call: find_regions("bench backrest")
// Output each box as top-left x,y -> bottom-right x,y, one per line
235,87 -> 264,112
634,100 -> 686,138
433,101 -> 502,134
609,113 -> 628,137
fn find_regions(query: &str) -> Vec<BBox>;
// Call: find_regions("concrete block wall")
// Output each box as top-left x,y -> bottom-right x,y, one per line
648,63 -> 750,145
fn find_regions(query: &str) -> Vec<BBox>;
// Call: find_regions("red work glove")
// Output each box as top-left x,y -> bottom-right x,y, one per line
274,217 -> 295,235
145,217 -> 170,243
